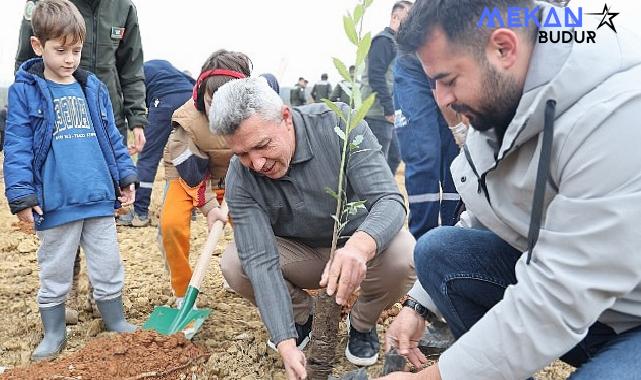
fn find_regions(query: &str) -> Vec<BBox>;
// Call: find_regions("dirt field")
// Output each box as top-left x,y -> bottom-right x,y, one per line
0,157 -> 574,379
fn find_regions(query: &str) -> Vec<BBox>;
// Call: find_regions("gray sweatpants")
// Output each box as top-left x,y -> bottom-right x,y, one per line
35,217 -> 124,307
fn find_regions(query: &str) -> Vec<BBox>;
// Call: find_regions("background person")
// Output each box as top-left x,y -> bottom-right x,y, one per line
311,73 -> 332,103
392,54 -> 459,239
360,0 -> 412,173
118,59 -> 195,227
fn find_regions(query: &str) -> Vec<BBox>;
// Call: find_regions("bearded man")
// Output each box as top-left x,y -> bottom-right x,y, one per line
379,0 -> 641,379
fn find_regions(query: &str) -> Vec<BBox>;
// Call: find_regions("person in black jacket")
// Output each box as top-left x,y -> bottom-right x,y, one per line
360,1 -> 412,174
311,73 -> 332,103
290,77 -> 307,106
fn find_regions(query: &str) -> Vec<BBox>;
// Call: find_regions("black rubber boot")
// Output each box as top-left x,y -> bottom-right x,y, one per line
31,303 -> 67,362
95,296 -> 137,333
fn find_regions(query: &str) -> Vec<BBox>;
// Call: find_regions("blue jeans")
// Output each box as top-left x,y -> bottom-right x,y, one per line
134,91 -> 192,217
415,226 -> 641,379
393,55 -> 459,239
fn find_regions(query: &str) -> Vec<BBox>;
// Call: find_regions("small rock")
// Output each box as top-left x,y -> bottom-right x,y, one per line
20,351 -> 31,365
65,308 -> 79,325
113,344 -> 127,355
16,267 -> 33,276
2,339 -> 22,351
217,303 -> 231,312
17,240 -> 37,253
86,319 -> 102,337
234,332 -> 251,341
136,296 -> 149,306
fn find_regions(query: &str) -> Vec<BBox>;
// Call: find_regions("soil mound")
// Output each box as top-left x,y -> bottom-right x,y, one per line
1,330 -> 208,380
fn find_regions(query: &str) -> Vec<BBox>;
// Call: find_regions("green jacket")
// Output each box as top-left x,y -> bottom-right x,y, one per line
16,0 -> 148,133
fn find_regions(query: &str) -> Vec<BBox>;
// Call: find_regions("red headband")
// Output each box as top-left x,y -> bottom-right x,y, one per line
192,69 -> 247,107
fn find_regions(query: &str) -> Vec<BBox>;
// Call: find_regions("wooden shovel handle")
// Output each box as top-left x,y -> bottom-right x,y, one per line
188,201 -> 228,290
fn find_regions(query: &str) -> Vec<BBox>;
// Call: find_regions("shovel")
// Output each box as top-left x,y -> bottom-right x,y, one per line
143,203 -> 227,339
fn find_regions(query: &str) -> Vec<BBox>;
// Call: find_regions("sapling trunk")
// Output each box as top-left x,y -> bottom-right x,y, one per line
306,1 -> 375,378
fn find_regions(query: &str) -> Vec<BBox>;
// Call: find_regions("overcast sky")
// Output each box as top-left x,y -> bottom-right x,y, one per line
1,0 -> 639,88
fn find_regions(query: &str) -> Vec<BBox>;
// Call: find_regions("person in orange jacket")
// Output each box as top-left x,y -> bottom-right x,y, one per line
159,50 -> 281,306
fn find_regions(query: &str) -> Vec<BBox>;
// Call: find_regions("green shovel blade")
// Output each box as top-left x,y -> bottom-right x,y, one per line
143,287 -> 210,340
143,306 -> 210,339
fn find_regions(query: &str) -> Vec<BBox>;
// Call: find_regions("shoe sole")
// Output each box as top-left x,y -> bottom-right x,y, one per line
266,334 -> 311,352
345,345 -> 378,366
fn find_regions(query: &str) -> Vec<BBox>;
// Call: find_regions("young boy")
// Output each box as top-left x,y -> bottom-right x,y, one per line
3,0 -> 137,361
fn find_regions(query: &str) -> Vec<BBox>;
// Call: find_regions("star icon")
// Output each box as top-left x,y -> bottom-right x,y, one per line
586,4 -> 619,33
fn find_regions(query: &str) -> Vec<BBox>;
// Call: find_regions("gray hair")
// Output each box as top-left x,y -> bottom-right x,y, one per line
209,77 -> 284,136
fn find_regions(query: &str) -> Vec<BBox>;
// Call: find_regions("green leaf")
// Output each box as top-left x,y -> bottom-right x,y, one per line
363,0 -> 374,9
334,126 -> 346,141
322,99 -> 347,124
351,200 -> 367,209
353,4 -> 364,24
325,187 -> 339,200
333,57 -> 351,83
343,15 -> 358,45
350,93 -> 376,132
352,134 -> 364,147
356,32 -> 372,66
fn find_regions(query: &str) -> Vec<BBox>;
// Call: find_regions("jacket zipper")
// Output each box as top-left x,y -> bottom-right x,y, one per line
97,90 -> 122,198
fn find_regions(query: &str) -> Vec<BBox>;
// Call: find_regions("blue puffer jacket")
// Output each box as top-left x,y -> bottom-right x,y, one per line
4,58 -> 138,215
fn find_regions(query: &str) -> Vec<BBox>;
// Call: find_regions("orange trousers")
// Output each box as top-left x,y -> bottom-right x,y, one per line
159,179 -> 224,296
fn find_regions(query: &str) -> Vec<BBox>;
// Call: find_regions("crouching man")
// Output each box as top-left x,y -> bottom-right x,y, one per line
209,77 -> 415,379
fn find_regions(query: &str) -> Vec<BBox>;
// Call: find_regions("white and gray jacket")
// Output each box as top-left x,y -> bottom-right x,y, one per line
410,10 -> 641,380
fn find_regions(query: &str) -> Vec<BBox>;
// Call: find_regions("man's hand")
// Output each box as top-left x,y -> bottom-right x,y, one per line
206,206 -> 228,231
128,126 -> 146,155
385,114 -> 395,124
320,232 -> 375,305
375,364 -> 441,380
17,205 -> 43,223
118,184 -> 136,207
277,339 -> 307,380
385,306 -> 428,368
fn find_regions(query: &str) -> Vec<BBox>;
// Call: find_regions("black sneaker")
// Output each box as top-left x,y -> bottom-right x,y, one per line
345,316 -> 380,366
267,314 -> 313,351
